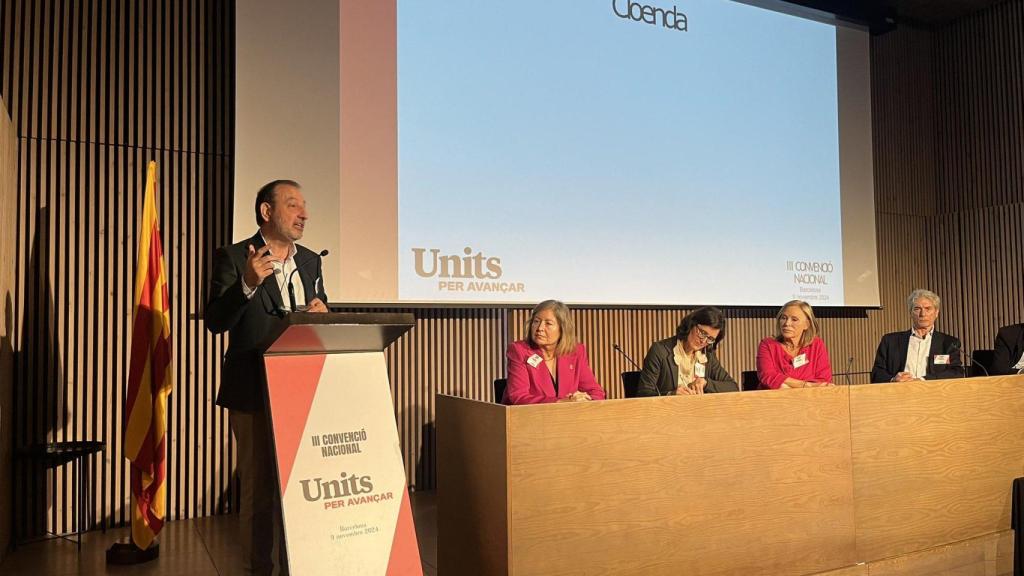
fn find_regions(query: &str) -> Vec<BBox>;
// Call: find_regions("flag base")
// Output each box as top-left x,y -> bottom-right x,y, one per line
106,539 -> 160,565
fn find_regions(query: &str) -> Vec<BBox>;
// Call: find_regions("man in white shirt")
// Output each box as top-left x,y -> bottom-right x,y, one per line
870,289 -> 963,383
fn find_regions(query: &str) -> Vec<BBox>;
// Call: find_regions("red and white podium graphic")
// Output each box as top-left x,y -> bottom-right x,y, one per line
260,313 -> 422,575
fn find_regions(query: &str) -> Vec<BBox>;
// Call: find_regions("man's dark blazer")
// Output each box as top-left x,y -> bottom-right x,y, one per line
870,329 -> 963,383
993,323 -> 1024,375
205,231 -> 327,412
636,337 -> 738,396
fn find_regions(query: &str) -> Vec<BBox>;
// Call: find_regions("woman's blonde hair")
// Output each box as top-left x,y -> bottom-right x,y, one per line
525,299 -> 578,357
774,299 -> 820,348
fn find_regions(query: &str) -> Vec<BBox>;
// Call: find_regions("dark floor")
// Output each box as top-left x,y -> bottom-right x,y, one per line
0,491 -> 438,576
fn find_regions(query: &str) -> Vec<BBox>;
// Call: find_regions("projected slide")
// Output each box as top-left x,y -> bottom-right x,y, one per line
397,0 -> 842,305
235,0 -> 879,306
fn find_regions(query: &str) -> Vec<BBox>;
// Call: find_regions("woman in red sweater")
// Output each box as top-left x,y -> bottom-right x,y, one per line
757,300 -> 833,389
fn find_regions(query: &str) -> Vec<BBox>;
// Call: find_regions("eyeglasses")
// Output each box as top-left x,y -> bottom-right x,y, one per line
695,326 -> 717,345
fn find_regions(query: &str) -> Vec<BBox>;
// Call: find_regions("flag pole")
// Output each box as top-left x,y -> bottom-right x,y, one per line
107,160 -> 170,565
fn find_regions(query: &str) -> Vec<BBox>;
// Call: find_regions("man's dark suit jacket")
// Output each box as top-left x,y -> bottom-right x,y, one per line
205,231 -> 327,412
993,323 -> 1024,375
637,337 -> 738,396
870,329 -> 963,383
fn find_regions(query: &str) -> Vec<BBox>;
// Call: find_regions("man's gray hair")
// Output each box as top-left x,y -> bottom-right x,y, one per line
907,289 -> 941,312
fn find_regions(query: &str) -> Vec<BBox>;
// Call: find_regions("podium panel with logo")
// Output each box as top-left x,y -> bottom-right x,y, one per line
261,312 -> 422,576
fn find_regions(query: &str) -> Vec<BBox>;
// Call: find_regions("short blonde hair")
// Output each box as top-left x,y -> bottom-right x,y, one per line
525,300 -> 578,357
907,289 -> 941,312
774,300 -> 821,348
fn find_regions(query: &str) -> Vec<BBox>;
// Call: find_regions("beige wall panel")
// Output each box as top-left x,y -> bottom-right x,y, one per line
506,388 -> 856,576
850,376 -> 1024,561
436,395 -> 509,576
0,95 -> 18,561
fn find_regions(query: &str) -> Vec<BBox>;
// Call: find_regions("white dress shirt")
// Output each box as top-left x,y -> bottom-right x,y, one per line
240,235 -> 306,311
673,340 -> 707,389
903,326 -> 934,380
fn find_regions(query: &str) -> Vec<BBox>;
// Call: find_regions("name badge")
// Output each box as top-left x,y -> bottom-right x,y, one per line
934,354 -> 950,365
694,363 -> 706,378
793,354 -> 808,368
526,354 -> 543,368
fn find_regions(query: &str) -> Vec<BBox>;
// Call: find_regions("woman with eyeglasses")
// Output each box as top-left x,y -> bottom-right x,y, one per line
636,306 -> 738,396
757,300 -> 833,389
503,299 -> 606,405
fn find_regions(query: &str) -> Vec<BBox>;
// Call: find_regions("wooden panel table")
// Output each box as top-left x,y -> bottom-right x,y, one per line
440,387 -> 857,576
438,376 -> 1024,576
850,377 -> 1024,561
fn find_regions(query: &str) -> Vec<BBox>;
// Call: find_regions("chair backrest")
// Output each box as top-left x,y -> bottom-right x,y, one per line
493,378 -> 508,404
621,371 -> 641,398
741,370 -> 760,391
970,349 -> 996,377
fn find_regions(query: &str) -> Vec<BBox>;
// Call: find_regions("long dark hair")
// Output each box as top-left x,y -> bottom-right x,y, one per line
675,306 -> 727,352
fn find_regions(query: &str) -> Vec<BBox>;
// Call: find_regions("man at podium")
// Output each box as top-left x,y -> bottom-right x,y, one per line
206,179 -> 329,575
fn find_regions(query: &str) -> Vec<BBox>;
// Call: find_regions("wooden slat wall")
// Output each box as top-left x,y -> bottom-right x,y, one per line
929,0 -> 1024,354
382,307 -> 506,489
1,0 -> 1023,539
935,0 -> 1024,213
0,0 -> 235,539
0,94 -> 18,561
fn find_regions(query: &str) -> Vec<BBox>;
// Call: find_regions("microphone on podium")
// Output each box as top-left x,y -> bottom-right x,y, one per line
287,249 -> 329,312
844,356 -> 854,386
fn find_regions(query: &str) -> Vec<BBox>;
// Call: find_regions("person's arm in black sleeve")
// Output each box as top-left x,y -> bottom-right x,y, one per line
206,247 -> 250,334
636,344 -> 665,397
993,328 -> 1013,375
936,336 -> 964,380
704,351 -> 738,392
870,337 -> 894,383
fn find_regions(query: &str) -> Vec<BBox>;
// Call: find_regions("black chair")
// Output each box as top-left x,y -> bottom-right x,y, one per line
1013,477 -> 1023,576
493,378 -> 507,404
970,349 -> 996,377
741,370 -> 761,391
621,371 -> 641,398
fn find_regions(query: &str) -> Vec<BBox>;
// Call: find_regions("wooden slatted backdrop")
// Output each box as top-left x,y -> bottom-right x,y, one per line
0,0 -> 1021,540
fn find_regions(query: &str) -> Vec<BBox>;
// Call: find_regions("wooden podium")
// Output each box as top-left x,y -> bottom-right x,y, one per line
261,312 -> 422,576
438,376 -> 1024,575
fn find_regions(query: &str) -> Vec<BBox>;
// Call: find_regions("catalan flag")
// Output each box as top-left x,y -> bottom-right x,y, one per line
124,160 -> 173,550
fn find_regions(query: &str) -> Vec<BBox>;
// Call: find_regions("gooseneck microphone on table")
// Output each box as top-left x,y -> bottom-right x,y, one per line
964,348 -> 990,378
614,344 -> 657,396
287,249 -> 329,312
949,341 -> 968,378
844,356 -> 854,386
613,344 -> 641,370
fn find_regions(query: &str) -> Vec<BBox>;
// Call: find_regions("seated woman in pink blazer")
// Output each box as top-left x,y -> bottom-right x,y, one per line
503,300 -> 606,405
757,300 -> 833,389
